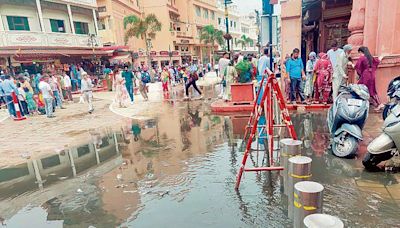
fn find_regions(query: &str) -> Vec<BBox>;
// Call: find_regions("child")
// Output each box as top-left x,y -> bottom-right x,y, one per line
17,83 -> 29,115
181,67 -> 188,84
24,87 -> 37,115
35,93 -> 46,115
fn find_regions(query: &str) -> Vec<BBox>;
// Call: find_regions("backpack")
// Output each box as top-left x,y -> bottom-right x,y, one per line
141,72 -> 150,83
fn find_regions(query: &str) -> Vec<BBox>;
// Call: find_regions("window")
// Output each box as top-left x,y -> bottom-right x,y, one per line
218,18 -> 221,25
74,21 -> 89,34
211,11 -> 215,20
50,19 -> 65,33
7,16 -> 30,31
98,6 -> 106,12
195,6 -> 201,17
99,20 -> 106,30
234,22 -> 236,28
203,9 -> 208,19
230,21 -> 233,27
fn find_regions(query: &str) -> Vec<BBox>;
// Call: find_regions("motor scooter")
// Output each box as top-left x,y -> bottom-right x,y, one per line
327,84 -> 370,158
382,76 -> 400,119
364,77 -> 400,170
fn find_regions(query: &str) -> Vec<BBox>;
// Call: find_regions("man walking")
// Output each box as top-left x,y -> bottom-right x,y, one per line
39,75 -> 55,118
257,48 -> 271,77
332,44 -> 353,99
122,66 -> 134,104
63,71 -> 73,102
81,72 -> 94,114
286,48 -> 306,104
218,52 -> 230,98
1,75 -> 18,117
327,41 -> 344,69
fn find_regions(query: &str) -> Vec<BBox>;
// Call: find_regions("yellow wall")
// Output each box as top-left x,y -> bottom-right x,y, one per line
98,0 -> 144,50
280,0 -> 302,57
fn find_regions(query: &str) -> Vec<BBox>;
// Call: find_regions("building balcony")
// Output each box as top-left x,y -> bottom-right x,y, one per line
56,0 -> 97,8
0,31 -> 102,48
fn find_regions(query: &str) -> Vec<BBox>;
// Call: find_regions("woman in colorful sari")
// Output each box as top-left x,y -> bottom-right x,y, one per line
304,52 -> 317,103
355,46 -> 384,110
313,53 -> 332,104
114,69 -> 130,108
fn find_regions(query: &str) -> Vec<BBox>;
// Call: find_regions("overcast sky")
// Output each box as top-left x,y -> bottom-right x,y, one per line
234,0 -> 262,15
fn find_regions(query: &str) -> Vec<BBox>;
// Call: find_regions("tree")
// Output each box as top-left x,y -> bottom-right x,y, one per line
124,14 -> 162,67
236,35 -> 253,50
199,25 -> 224,66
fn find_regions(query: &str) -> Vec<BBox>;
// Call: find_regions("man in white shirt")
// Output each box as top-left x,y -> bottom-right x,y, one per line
217,52 -> 230,98
258,48 -> 271,77
81,72 -> 94,114
63,72 -> 73,102
327,41 -> 344,68
332,44 -> 352,99
38,75 -> 55,118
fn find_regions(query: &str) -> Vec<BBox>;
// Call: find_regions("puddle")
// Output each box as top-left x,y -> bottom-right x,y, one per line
0,102 -> 399,227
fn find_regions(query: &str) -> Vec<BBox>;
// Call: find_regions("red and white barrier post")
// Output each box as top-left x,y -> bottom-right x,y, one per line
11,91 -> 26,121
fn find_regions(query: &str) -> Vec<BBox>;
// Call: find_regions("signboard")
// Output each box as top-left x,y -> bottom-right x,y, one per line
159,51 -> 169,56
172,51 -> 179,56
150,51 -> 157,56
181,39 -> 190,44
260,15 -> 278,48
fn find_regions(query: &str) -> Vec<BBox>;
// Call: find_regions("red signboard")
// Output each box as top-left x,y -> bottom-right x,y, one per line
159,51 -> 169,56
270,0 -> 278,4
150,51 -> 157,56
172,51 -> 179,56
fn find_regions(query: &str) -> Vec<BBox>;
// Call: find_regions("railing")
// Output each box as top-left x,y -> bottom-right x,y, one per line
56,0 -> 97,8
0,31 -> 102,48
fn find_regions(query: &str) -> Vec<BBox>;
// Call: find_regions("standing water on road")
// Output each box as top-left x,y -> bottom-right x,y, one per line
0,101 -> 399,227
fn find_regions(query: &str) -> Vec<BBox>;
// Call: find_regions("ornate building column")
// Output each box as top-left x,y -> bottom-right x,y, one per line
363,0 -> 379,55
347,0 -> 366,54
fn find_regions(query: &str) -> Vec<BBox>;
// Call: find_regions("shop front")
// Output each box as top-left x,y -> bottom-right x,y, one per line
0,47 -> 110,75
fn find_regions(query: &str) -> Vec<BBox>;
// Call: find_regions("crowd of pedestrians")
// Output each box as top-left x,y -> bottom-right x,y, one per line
214,41 -> 383,110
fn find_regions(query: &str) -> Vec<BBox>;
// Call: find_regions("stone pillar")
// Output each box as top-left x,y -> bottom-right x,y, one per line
363,0 -> 379,55
92,8 -> 99,35
67,4 -> 75,34
0,11 -> 4,31
280,0 -> 302,57
347,0 -> 366,54
35,0 -> 45,32
376,0 -> 400,56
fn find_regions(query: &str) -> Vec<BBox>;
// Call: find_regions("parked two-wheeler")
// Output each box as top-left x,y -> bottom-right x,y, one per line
327,84 -> 370,158
364,76 -> 400,170
382,76 -> 400,120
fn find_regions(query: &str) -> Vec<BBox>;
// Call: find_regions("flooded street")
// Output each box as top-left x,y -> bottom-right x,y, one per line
0,100 -> 399,227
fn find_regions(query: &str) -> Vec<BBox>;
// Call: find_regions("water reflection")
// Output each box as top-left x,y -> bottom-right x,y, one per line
0,107 -> 399,227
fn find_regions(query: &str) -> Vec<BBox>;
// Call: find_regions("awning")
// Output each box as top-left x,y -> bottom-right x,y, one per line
0,47 -> 110,57
101,45 -> 130,53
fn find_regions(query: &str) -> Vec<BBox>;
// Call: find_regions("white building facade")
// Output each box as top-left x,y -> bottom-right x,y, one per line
216,0 -> 258,53
0,0 -> 103,69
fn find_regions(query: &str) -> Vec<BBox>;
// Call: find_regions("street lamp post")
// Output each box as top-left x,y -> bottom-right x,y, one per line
255,10 -> 261,54
87,34 -> 99,77
168,45 -> 173,66
224,0 -> 233,53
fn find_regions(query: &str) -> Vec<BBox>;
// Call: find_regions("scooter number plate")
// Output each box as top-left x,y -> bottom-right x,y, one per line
348,98 -> 363,106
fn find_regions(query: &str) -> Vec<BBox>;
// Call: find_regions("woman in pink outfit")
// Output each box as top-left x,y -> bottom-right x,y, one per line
355,46 -> 384,110
313,53 -> 333,104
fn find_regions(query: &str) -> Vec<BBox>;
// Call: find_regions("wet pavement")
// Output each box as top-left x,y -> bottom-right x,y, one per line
0,99 -> 399,227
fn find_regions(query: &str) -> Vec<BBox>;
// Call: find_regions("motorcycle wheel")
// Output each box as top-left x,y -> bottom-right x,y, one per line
332,135 -> 358,158
362,152 -> 393,171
